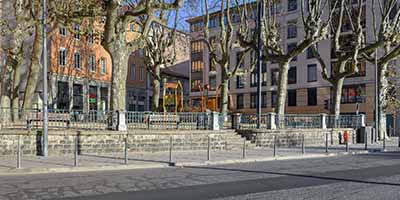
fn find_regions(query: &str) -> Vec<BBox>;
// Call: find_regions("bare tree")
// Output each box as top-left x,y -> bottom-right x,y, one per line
203,0 -> 255,115
254,0 -> 331,126
101,0 -> 183,112
142,11 -> 180,111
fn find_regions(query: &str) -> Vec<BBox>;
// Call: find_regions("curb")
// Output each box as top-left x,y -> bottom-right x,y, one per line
176,150 -> 370,167
0,150 -> 370,176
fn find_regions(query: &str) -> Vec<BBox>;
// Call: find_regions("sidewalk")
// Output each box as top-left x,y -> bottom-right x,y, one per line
2,141 -> 397,176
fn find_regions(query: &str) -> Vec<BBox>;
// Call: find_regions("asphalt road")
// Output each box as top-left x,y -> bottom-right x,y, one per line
1,152 -> 400,200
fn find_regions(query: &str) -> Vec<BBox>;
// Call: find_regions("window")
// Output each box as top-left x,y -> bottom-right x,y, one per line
341,85 -> 366,104
271,91 -> 277,107
308,88 -> 317,106
232,14 -> 241,23
74,24 -> 80,40
191,41 -> 204,53
190,21 -> 203,32
250,62 -> 267,87
89,55 -> 96,72
88,32 -> 94,44
250,92 -> 267,108
100,57 -> 107,74
307,45 -> 318,59
287,24 -> 297,39
139,67 -> 144,81
288,0 -> 297,11
287,43 -> 297,61
57,81 -> 69,109
236,94 -> 244,109
209,75 -> 217,90
209,17 -> 219,28
288,67 -> 297,84
74,52 -> 81,69
288,89 -> 297,106
307,64 -> 317,82
73,84 -> 83,110
191,60 -> 204,72
271,69 -> 279,86
236,51 -> 244,68
59,48 -> 67,66
130,64 -> 135,80
236,76 -> 245,89
59,27 -> 67,37
191,80 -> 202,92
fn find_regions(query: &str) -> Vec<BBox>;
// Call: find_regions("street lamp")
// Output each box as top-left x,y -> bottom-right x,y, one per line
42,0 -> 49,157
256,0 -> 264,129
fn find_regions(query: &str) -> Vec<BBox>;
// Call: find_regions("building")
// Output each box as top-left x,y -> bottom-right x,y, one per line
187,1 -> 394,126
126,27 -> 191,112
48,21 -> 113,112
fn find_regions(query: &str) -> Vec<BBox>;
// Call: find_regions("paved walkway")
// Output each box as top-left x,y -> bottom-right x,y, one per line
1,140 -> 398,175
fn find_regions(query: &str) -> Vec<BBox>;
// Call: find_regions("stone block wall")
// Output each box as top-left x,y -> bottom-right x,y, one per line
0,130 -> 243,156
238,129 -> 356,148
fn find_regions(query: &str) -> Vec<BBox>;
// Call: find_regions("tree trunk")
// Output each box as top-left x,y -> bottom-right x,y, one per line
103,1 -> 129,111
11,60 -> 22,121
220,78 -> 229,115
332,78 -> 344,128
22,26 -> 42,111
152,78 -> 161,112
378,62 -> 389,140
275,61 -> 290,128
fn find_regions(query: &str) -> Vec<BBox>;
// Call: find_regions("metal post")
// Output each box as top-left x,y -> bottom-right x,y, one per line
256,0 -> 263,129
74,136 -> 78,167
374,50 -> 380,147
273,135 -> 277,157
346,140 -> 349,152
242,138 -> 246,159
398,135 -> 400,148
365,130 -> 368,150
207,135 -> 211,161
124,137 -> 128,165
301,134 -> 305,155
42,0 -> 49,158
325,132 -> 329,153
169,136 -> 173,165
383,134 -> 386,151
17,135 -> 21,169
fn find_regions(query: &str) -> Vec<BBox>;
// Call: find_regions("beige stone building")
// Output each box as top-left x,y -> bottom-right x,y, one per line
187,1 -> 392,126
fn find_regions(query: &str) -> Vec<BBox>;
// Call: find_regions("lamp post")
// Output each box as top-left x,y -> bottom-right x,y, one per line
42,0 -> 49,157
256,0 -> 263,129
375,50 -> 379,142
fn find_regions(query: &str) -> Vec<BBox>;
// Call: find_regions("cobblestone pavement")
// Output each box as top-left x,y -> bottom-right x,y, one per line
0,151 -> 399,200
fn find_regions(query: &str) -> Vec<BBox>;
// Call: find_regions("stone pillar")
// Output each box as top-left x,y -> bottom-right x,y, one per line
210,111 -> 220,130
109,110 -> 127,131
320,113 -> 327,129
268,113 -> 276,130
231,113 -> 241,130
68,79 -> 74,111
82,82 -> 89,112
97,85 -> 101,111
360,114 -> 366,127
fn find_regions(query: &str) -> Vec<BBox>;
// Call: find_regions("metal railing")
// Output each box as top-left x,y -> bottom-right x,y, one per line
283,114 -> 321,129
240,114 -> 270,129
327,115 -> 363,129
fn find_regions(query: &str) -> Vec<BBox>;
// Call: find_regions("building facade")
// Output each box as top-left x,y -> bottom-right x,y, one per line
187,1 -> 394,126
48,22 -> 113,112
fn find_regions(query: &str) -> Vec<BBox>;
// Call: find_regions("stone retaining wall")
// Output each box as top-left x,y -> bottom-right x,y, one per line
0,130 -> 242,156
237,128 -> 357,147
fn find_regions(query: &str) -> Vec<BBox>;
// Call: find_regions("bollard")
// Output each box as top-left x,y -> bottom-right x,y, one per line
17,135 -> 21,169
325,132 -> 329,153
242,138 -> 246,159
124,137 -> 128,165
364,129 -> 368,150
207,135 -> 211,161
273,135 -> 277,157
74,135 -> 78,167
398,135 -> 400,148
169,136 -> 174,165
346,141 -> 349,152
301,134 -> 305,155
383,135 -> 386,151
